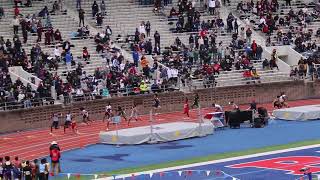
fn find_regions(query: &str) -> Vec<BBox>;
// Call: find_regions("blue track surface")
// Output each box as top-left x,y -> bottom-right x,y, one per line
57,120 -> 320,175
117,147 -> 320,180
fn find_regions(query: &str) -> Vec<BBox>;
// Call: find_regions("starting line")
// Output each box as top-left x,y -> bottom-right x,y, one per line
99,144 -> 320,180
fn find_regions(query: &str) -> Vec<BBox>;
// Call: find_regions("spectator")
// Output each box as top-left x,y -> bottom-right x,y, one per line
106,25 -> 112,37
76,0 -> 81,9
132,48 -> 139,67
39,158 -> 49,180
246,27 -> 252,44
23,161 -> 32,180
54,29 -> 62,41
92,1 -> 99,17
0,7 -> 4,19
65,51 -> 72,71
78,8 -> 85,27
36,21 -> 43,42
208,0 -> 216,15
139,81 -> 149,94
82,47 -> 90,61
50,142 -> 61,175
154,31 -> 160,47
51,1 -> 59,14
100,0 -> 106,16
14,6 -> 21,17
12,16 -> 20,35
25,0 -> 32,7
38,6 -> 49,17
3,156 -> 13,180
96,12 -> 103,26
145,21 -> 151,37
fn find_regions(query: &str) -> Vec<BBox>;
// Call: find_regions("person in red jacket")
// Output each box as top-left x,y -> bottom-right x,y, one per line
50,141 -> 61,175
82,47 -> 90,61
251,40 -> 257,57
14,6 -> 20,16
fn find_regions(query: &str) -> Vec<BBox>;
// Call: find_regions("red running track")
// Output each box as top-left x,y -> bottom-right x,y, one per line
1,99 -> 320,161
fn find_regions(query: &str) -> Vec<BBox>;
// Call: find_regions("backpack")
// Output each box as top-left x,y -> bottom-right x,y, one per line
51,149 -> 60,162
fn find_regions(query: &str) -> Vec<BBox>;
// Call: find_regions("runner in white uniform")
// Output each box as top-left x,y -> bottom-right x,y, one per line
103,103 -> 112,122
80,107 -> 91,124
212,103 -> 223,112
64,111 -> 72,133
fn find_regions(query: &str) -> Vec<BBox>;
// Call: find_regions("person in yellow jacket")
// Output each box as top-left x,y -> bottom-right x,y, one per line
139,81 -> 149,94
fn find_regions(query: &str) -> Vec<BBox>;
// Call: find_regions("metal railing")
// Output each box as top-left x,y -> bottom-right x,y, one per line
0,97 -> 55,111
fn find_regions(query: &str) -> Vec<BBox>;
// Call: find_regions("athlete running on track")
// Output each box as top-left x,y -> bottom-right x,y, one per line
128,103 -> 139,125
153,94 -> 161,115
183,97 -> 190,117
103,102 -> 112,122
64,111 -> 72,133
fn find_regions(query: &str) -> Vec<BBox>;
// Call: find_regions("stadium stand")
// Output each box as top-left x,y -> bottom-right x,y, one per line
0,0 -> 318,111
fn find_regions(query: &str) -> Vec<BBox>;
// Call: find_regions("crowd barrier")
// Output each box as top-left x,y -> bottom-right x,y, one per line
1,81 -> 320,133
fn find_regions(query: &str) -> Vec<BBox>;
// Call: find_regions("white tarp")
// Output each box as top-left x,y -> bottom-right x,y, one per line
273,105 -> 320,121
99,121 -> 214,145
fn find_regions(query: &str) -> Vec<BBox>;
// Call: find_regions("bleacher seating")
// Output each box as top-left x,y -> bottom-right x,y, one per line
2,0 -> 316,110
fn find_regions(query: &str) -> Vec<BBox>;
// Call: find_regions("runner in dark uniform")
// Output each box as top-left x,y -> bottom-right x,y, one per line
191,93 -> 200,108
153,94 -> 161,115
117,106 -> 127,121
273,96 -> 282,109
80,107 -> 92,124
50,113 -> 60,133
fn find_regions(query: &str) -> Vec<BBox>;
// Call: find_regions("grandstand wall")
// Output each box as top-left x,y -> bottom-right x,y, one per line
1,81 -> 319,133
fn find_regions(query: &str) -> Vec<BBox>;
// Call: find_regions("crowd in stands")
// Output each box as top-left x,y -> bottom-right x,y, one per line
2,0 -> 320,110
235,0 -> 320,52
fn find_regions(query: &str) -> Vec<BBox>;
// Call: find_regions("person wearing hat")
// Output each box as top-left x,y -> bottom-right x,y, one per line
49,141 -> 61,175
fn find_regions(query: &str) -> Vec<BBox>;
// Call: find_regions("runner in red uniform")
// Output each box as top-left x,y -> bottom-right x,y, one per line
183,97 -> 190,117
71,120 -> 78,134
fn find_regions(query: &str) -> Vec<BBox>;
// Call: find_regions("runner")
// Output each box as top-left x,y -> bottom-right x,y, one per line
63,111 -> 72,133
191,93 -> 200,109
103,102 -> 112,122
212,103 -> 223,112
117,106 -> 128,122
279,92 -> 289,108
128,103 -> 139,125
71,118 -> 78,134
153,94 -> 161,115
183,97 -> 190,117
80,107 -> 91,125
273,96 -> 282,109
229,101 -> 239,111
50,113 -> 60,133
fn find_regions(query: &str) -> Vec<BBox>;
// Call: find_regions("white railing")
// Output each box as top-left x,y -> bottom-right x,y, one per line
8,66 -> 42,90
